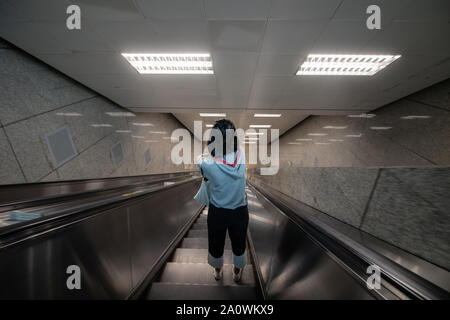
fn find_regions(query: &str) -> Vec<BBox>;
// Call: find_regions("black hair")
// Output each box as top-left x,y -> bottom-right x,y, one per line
208,119 -> 238,157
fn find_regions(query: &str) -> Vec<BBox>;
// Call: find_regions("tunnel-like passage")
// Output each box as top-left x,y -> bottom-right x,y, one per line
0,0 -> 449,301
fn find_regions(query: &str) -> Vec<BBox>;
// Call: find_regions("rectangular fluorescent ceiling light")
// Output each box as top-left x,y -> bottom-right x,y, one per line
250,125 -> 271,128
323,126 -> 347,129
308,133 -> 327,136
106,112 -> 135,117
348,113 -> 376,118
245,137 -> 259,141
297,54 -> 401,76
370,126 -> 392,130
205,124 -> 214,128
401,115 -> 431,119
122,53 -> 213,74
254,114 -> 281,118
132,122 -> 153,127
246,132 -> 264,135
199,113 -> 226,117
91,124 -> 112,127
116,130 -> 131,133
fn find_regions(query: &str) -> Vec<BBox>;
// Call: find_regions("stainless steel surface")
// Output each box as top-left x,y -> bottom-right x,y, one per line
148,208 -> 258,300
128,180 -> 204,288
0,178 -> 202,299
246,186 -> 376,300
0,173 -> 198,231
0,171 -> 197,207
249,180 -> 450,299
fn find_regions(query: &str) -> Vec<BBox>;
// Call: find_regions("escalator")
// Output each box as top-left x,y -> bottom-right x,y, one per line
0,173 -> 447,300
147,207 -> 259,300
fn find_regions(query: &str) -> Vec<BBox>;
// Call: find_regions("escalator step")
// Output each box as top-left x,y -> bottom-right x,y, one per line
159,263 -> 255,286
196,216 -> 207,223
148,283 -> 257,300
191,223 -> 208,230
171,248 -> 233,264
181,237 -> 232,250
187,229 -> 208,238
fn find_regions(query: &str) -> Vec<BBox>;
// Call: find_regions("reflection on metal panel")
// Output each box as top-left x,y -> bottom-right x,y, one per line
0,179 -> 202,299
247,186 -> 375,300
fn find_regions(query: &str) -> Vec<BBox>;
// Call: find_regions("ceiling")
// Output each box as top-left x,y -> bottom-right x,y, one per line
0,0 -> 449,136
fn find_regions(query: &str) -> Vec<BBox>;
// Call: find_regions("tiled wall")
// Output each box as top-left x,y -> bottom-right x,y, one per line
0,39 -> 194,185
249,79 -> 450,270
277,79 -> 450,167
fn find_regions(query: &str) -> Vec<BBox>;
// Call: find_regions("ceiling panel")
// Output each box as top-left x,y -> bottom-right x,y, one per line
269,0 -> 341,20
332,0 -> 410,22
255,54 -> 303,76
68,0 -> 144,21
6,0 -> 71,21
135,0 -> 204,19
261,20 -> 326,54
208,20 -> 266,53
205,0 -> 271,20
311,20 -> 377,52
36,53 -> 137,75
395,0 -> 450,22
0,0 -> 448,137
364,21 -> 450,56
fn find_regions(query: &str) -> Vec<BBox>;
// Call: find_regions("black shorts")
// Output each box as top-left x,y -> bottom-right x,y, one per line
207,203 -> 249,258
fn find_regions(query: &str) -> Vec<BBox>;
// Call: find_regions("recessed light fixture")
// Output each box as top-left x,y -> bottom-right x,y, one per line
254,114 -> 282,118
145,140 -> 158,143
245,137 -> 259,141
132,122 -> 153,127
323,126 -> 347,129
246,132 -> 264,136
297,54 -> 401,76
149,131 -> 167,134
296,138 -> 312,141
315,142 -> 330,145
205,124 -> 214,128
91,124 -> 112,127
244,141 -> 257,144
329,139 -> 344,142
346,134 -> 363,138
348,113 -> 376,118
199,113 -> 226,117
106,112 -> 135,117
56,112 -> 82,117
116,130 -> 131,133
288,142 -> 302,145
308,133 -> 327,136
401,115 -> 431,120
370,126 -> 392,130
250,125 -> 271,128
132,135 -> 145,139
122,53 -> 213,74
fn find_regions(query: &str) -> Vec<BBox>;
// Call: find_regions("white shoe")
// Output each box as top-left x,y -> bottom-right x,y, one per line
233,266 -> 243,282
214,268 -> 222,281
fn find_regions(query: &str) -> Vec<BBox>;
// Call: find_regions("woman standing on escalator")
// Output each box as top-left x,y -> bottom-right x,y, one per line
196,119 -> 248,282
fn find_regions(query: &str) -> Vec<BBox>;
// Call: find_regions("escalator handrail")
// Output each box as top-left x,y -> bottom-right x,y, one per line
0,171 -> 198,210
0,177 -> 201,246
248,181 -> 450,300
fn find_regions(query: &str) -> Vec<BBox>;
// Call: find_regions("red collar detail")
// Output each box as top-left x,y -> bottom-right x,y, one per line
214,149 -> 241,168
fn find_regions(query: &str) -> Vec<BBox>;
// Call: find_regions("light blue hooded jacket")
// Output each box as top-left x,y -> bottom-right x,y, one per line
197,147 -> 247,210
